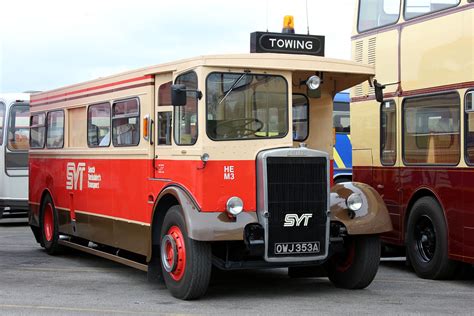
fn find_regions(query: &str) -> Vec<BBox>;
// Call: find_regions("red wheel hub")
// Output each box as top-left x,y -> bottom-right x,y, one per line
43,203 -> 54,242
335,239 -> 356,272
162,226 -> 186,281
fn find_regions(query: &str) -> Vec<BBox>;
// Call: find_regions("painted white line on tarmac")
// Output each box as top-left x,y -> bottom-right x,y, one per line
0,304 -> 191,316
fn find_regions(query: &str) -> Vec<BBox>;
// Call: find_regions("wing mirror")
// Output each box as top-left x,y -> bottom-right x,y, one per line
374,80 -> 385,103
171,84 -> 203,106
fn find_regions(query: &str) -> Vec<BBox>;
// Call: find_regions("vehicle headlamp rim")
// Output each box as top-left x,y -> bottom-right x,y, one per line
346,193 -> 363,212
226,196 -> 244,216
306,75 -> 321,90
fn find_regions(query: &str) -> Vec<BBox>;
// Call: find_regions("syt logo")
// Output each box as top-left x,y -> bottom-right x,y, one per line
66,162 -> 86,190
284,213 -> 313,227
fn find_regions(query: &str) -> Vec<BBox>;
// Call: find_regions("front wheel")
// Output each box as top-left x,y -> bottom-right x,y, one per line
160,205 -> 211,300
406,197 -> 457,279
326,235 -> 381,289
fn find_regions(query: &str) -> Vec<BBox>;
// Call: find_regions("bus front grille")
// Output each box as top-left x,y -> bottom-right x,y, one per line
265,156 -> 328,259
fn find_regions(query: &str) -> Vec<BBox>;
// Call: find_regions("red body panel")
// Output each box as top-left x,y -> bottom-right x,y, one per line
354,165 -> 474,264
29,157 -> 257,224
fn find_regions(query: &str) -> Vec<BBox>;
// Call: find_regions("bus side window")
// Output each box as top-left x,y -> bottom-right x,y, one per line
465,91 -> 474,164
112,98 -> 140,147
88,102 -> 111,147
46,110 -> 65,149
403,92 -> 460,165
7,104 -> 30,151
333,101 -> 350,134
30,113 -> 46,149
158,112 -> 172,145
0,102 -> 5,146
292,94 -> 309,141
380,100 -> 397,165
405,0 -> 460,20
174,72 -> 198,145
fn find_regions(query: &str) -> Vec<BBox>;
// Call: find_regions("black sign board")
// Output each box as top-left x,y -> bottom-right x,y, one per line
250,32 -> 325,56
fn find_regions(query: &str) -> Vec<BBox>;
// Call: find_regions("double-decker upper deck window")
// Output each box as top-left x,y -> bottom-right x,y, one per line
358,0 -> 400,32
88,103 -> 111,147
403,92 -> 460,165
206,73 -> 288,141
0,103 -> 5,146
381,100 -> 397,165
333,101 -> 350,134
174,72 -> 198,145
46,110 -> 64,149
30,113 -> 46,149
404,0 -> 459,20
112,98 -> 140,147
292,94 -> 309,141
464,91 -> 474,164
8,104 -> 30,151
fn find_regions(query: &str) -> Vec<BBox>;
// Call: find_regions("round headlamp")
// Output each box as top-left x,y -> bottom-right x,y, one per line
306,75 -> 321,90
226,197 -> 243,216
346,193 -> 363,212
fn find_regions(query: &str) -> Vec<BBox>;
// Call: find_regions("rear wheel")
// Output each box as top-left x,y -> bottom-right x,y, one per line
40,195 -> 62,255
160,205 -> 211,300
326,235 -> 380,289
406,197 -> 457,279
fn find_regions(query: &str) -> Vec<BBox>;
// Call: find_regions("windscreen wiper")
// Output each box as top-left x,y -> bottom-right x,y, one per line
218,74 -> 248,106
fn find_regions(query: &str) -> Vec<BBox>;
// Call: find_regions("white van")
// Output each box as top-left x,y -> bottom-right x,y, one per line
0,93 -> 29,219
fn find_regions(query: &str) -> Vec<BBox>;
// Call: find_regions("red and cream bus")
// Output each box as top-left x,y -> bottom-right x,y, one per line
350,0 -> 473,279
29,32 -> 392,299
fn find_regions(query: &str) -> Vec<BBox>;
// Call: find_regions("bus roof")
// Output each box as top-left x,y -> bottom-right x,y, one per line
31,53 -> 374,104
0,93 -> 30,107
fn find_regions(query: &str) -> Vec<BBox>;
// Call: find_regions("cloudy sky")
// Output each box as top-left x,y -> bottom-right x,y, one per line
0,0 -> 355,93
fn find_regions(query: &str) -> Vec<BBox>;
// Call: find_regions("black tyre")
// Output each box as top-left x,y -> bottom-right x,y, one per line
160,205 -> 211,300
406,197 -> 458,279
326,235 -> 381,289
39,195 -> 62,255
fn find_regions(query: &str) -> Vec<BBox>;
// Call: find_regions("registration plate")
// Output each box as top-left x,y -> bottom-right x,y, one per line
274,241 -> 320,255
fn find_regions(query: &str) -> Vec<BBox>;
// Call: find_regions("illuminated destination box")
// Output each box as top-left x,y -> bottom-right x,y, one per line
250,32 -> 325,56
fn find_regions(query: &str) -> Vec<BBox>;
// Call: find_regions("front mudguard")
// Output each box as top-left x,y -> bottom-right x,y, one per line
330,182 -> 392,235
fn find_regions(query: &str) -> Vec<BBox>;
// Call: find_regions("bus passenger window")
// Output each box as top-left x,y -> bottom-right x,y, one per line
381,100 -> 396,165
159,82 -> 172,106
0,103 -> 5,146
46,110 -> 65,149
292,94 -> 309,141
464,91 -> 474,164
405,0 -> 460,20
112,98 -> 140,147
88,103 -> 111,147
174,72 -> 198,145
333,101 -> 350,134
358,0 -> 400,32
30,113 -> 46,149
8,104 -> 30,151
158,112 -> 172,145
403,92 -> 460,165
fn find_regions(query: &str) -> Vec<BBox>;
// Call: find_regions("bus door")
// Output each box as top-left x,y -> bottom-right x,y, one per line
463,90 -> 474,259
153,73 -> 201,181
5,102 -> 29,176
374,99 -> 402,243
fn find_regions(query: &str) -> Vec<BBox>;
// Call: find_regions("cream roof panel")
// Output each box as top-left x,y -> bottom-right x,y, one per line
32,53 -> 374,98
146,53 -> 375,76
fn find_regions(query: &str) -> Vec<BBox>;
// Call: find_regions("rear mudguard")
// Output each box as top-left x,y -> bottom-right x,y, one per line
330,182 -> 392,235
